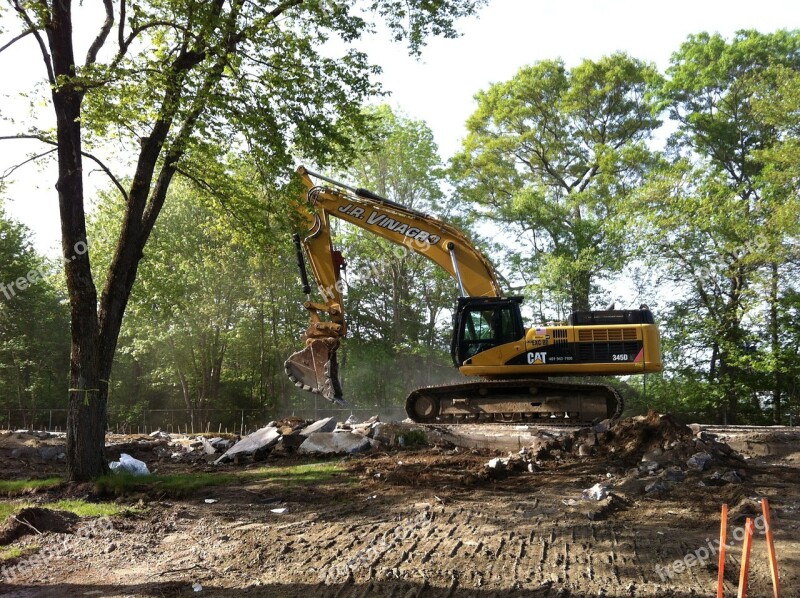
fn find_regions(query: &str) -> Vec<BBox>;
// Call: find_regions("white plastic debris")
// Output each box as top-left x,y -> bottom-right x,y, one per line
270,507 -> 288,514
109,453 -> 150,476
204,499 -> 218,504
192,582 -> 203,592
580,483 -> 609,501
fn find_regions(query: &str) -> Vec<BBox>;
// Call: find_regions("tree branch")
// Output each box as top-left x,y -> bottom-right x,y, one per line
11,0 -> 55,85
0,134 -> 129,202
117,0 -> 126,50
85,0 -> 114,66
0,28 -> 33,55
0,147 -> 57,179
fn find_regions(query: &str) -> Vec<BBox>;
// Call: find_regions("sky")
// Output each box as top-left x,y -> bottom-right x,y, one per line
1,0 -> 799,256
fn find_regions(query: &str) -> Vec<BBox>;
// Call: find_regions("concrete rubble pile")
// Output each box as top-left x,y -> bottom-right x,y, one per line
211,415 -> 399,464
485,411 -> 748,498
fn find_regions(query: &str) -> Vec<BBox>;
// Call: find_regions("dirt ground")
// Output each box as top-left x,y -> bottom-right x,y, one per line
0,419 -> 798,597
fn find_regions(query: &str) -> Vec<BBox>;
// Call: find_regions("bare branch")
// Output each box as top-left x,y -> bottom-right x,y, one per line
1,147 -> 57,179
11,0 -> 55,85
0,28 -> 33,55
113,20 -> 196,66
85,0 -> 114,66
0,134 -> 129,202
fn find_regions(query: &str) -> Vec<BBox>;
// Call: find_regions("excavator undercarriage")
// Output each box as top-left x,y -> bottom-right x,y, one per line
405,379 -> 623,425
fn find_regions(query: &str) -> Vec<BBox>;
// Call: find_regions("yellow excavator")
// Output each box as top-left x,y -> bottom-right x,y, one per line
285,166 -> 662,424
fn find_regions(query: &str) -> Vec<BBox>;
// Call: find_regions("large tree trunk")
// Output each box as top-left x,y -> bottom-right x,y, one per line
47,0 -> 109,480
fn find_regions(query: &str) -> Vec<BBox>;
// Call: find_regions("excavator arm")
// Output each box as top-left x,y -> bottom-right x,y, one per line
285,166 -> 501,402
286,166 -> 663,425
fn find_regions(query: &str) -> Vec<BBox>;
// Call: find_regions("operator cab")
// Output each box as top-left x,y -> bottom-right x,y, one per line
451,297 -> 525,367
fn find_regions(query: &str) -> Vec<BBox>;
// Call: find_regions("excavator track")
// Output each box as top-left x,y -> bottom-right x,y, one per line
405,379 -> 623,426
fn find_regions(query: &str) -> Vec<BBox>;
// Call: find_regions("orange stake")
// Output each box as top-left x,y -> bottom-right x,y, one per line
761,498 -> 780,598
737,518 -> 755,598
718,503 -> 728,598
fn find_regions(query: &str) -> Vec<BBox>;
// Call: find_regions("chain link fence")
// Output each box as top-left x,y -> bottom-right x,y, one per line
0,405 -> 407,435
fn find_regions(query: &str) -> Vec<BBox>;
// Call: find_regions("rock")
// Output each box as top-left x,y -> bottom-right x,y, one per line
39,446 -> 65,461
279,431 -> 306,451
298,431 -> 370,455
581,483 -> 609,501
645,479 -> 669,493
487,457 -> 507,470
578,444 -> 593,457
638,461 -> 660,475
641,448 -> 663,463
299,417 -> 337,437
702,472 -> 728,487
722,470 -> 744,484
594,419 -> 611,433
687,452 -> 713,471
210,438 -> 232,450
10,446 -> 38,460
344,414 -> 360,425
214,426 -> 281,464
661,467 -> 686,482
587,494 -> 630,521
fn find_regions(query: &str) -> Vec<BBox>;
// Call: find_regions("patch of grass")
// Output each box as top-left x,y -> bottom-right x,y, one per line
243,462 -> 348,486
41,499 -> 125,518
0,497 -> 126,525
96,471 -> 239,497
0,478 -> 63,496
399,430 -> 428,448
0,501 -> 29,522
95,462 -> 350,496
0,545 -> 38,561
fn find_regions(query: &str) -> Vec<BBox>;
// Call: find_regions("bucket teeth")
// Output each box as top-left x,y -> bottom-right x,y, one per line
284,338 -> 344,404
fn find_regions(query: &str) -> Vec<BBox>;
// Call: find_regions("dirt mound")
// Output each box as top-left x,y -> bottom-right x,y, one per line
0,507 -> 79,544
602,411 -> 692,461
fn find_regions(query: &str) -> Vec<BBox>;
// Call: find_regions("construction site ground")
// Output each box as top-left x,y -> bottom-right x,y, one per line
0,419 -> 798,597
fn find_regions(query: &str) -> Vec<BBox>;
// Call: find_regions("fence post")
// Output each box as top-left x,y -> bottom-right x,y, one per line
241,410 -> 245,436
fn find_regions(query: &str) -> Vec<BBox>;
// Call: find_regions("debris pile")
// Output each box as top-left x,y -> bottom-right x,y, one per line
485,411 -> 748,497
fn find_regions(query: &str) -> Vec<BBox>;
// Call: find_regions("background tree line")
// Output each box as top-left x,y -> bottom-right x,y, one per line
1,29 -> 798,431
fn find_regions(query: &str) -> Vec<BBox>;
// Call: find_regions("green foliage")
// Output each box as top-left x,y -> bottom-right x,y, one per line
638,29 -> 800,423
89,168 -> 308,422
0,206 -> 69,419
451,53 -> 661,316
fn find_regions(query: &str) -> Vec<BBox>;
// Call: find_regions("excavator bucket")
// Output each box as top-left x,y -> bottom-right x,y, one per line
284,338 -> 345,404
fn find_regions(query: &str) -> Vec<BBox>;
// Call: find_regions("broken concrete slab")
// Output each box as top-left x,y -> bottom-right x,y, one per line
214,426 -> 281,464
199,437 -> 216,455
298,431 -> 370,455
299,417 -> 337,437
